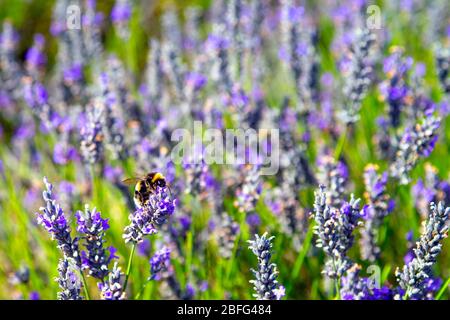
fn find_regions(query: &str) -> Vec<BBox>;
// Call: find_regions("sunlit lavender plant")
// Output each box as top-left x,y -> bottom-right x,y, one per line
215,211 -> 240,258
360,164 -> 393,262
340,28 -> 376,124
391,115 -> 440,184
111,0 -> 131,40
412,163 -> 450,219
148,246 -> 193,299
396,202 -> 450,299
434,43 -> 449,97
56,257 -> 82,300
36,177 -> 80,265
22,77 -> 54,129
123,187 -> 176,243
248,233 -> 285,300
312,186 -> 362,280
0,21 -> 22,103
161,9 -> 183,50
163,43 -> 186,102
379,50 -> 413,128
80,104 -> 104,165
235,165 -> 262,213
142,39 -> 163,121
340,264 -> 398,300
205,26 -> 232,94
97,70 -> 127,160
83,0 -> 104,61
265,185 -> 308,251
75,205 -> 116,280
227,0 -> 244,81
317,155 -> 348,208
98,262 -> 125,300
149,247 -> 171,280
278,99 -> 316,189
25,34 -> 46,80
9,265 -> 30,285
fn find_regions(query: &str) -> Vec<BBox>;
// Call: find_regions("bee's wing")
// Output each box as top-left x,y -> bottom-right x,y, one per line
122,178 -> 142,185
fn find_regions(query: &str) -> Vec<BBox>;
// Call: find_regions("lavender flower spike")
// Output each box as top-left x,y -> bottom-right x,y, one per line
248,233 -> 284,300
98,262 -> 125,300
56,257 -> 83,300
36,177 -> 80,265
396,202 -> 450,299
391,115 -> 440,185
111,0 -> 132,40
360,164 -> 392,262
80,105 -> 104,165
340,28 -> 376,124
149,247 -> 171,280
75,205 -> 116,280
235,165 -> 262,213
313,185 -> 361,278
123,187 -> 176,243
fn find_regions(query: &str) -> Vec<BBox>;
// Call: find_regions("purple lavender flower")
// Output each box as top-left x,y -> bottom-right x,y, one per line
80,106 -> 104,165
22,77 -> 55,130
83,0 -> 104,59
56,257 -> 82,300
137,239 -> 152,257
9,265 -> 30,285
98,262 -> 125,300
123,187 -> 176,243
317,155 -> 348,208
265,185 -> 308,251
226,0 -> 244,81
412,163 -> 450,219
215,211 -> 240,259
75,205 -> 116,280
434,43 -> 449,96
183,158 -> 210,198
53,142 -> 78,165
205,27 -> 232,94
396,202 -> 449,299
149,247 -> 171,280
162,43 -> 186,101
184,283 -> 196,300
379,50 -> 413,128
235,165 -> 262,213
340,264 -> 398,300
25,34 -> 46,77
185,71 -> 207,94
36,177 -> 80,265
29,291 -> 40,300
143,39 -> 164,120
111,0 -> 132,40
248,232 -> 284,300
0,21 -> 22,102
312,185 -> 361,279
360,164 -> 392,262
246,213 -> 261,228
340,28 -> 376,123
391,115 -> 441,184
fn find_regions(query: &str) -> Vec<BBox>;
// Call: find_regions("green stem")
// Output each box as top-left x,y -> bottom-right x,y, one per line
332,259 -> 341,300
334,124 -> 349,160
135,279 -> 152,300
334,276 -> 341,300
123,243 -> 136,293
80,271 -> 91,300
435,277 -> 450,300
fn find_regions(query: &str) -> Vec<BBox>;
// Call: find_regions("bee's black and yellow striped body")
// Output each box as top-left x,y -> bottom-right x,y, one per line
124,172 -> 167,208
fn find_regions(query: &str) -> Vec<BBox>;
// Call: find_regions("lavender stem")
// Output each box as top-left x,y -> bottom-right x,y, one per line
122,243 -> 136,293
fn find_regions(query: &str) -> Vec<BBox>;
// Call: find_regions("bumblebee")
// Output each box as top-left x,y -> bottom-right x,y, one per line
122,172 -> 168,208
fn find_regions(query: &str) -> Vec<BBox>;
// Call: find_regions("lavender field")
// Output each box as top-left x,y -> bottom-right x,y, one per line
0,0 -> 449,300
